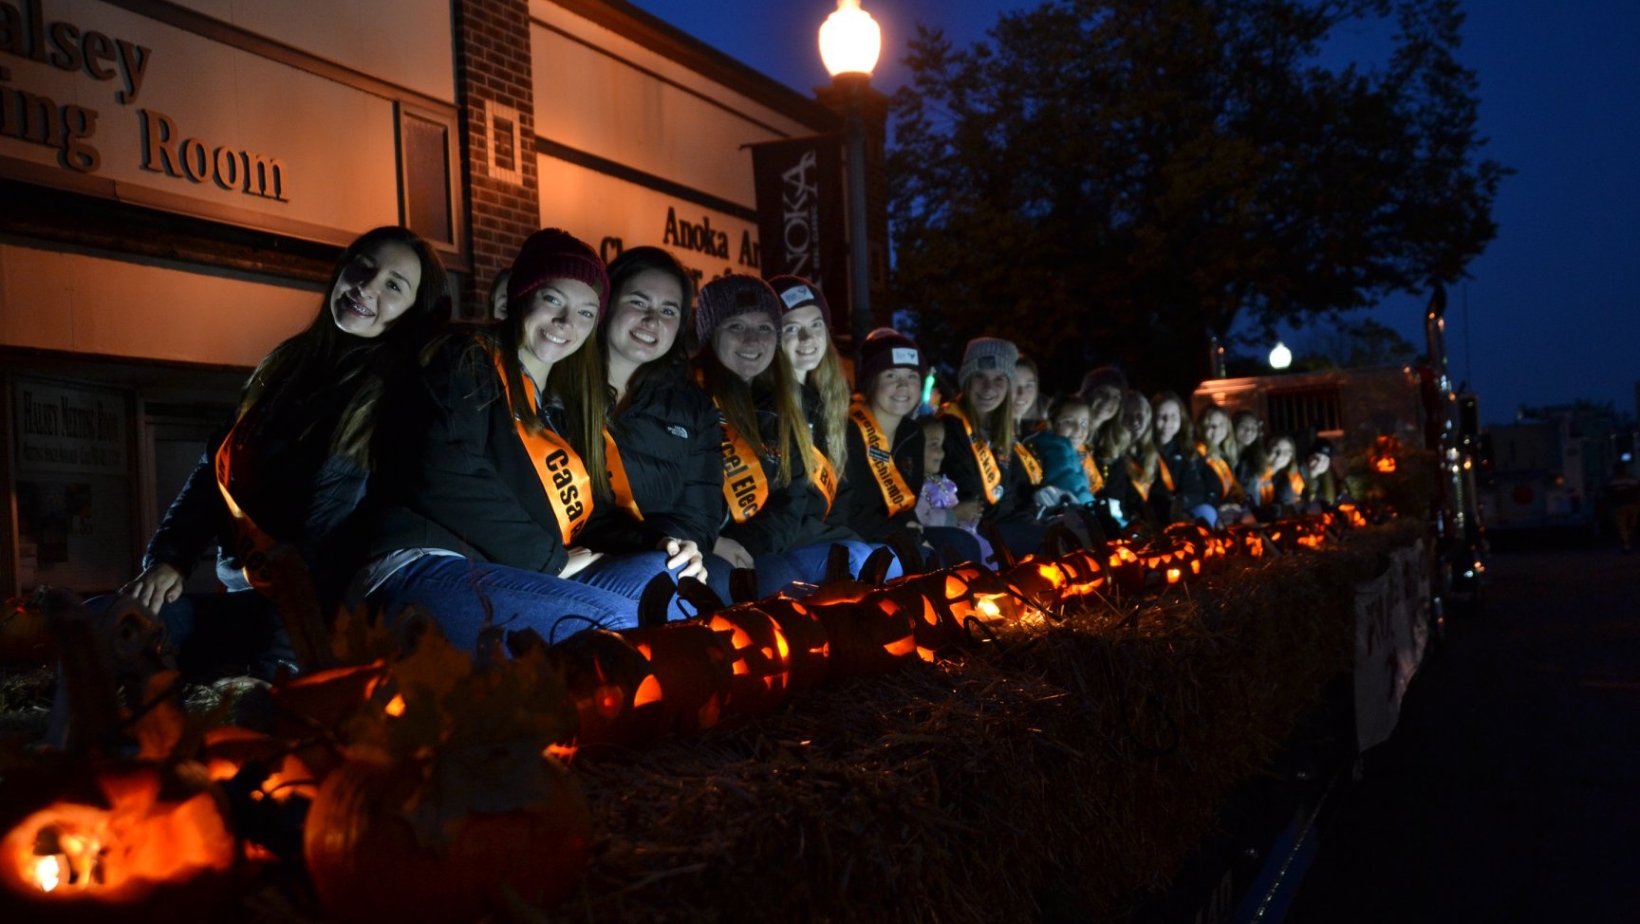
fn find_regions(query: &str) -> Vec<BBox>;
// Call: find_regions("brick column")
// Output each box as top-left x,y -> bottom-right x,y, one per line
452,0 -> 540,319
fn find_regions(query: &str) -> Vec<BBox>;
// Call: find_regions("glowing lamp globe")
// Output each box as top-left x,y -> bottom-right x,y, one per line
819,0 -> 881,78
1268,341 -> 1292,370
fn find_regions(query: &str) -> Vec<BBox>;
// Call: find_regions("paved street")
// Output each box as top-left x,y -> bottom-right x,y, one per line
1289,541 -> 1640,922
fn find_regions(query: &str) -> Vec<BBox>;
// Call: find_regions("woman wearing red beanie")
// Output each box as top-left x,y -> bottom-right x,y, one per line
357,229 -> 673,648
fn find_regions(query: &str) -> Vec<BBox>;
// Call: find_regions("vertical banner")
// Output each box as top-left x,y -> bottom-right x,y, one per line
750,135 -> 849,329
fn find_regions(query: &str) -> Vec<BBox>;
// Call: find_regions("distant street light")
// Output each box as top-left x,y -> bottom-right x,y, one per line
819,0 -> 880,349
1269,341 -> 1293,370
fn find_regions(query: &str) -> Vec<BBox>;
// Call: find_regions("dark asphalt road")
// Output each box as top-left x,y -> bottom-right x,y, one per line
1288,542 -> 1640,923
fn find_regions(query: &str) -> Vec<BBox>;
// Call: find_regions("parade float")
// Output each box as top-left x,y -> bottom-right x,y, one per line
0,477 -> 1439,922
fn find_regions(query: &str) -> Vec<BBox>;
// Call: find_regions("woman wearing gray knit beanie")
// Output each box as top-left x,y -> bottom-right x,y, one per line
933,337 -> 1047,564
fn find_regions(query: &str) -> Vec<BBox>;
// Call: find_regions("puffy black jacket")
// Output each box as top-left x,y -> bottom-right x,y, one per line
832,409 -> 924,543
366,337 -> 574,575
716,383 -> 812,557
1152,436 -> 1207,523
143,374 -> 369,606
578,368 -> 724,554
938,412 -> 1035,526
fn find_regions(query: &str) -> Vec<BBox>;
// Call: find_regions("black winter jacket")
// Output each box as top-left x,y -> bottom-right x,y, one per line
938,411 -> 1036,526
832,409 -> 924,543
716,383 -> 813,557
578,368 -> 724,554
366,338 -> 575,575
1152,436 -> 1207,523
143,374 -> 369,606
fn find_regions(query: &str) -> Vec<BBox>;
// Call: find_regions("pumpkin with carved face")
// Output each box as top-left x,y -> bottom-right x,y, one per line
0,758 -> 239,922
547,628 -> 662,749
618,622 -> 736,735
707,605 -> 794,718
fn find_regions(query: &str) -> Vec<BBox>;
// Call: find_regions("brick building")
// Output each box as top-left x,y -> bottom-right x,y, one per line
0,0 -> 846,594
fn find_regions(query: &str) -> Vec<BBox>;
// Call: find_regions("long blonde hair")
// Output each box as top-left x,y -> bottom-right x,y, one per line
698,342 -> 814,488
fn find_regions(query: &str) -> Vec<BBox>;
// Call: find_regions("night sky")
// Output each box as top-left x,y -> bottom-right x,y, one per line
628,0 -> 1640,424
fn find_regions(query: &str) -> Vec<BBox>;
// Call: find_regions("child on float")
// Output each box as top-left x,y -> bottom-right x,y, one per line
575,246 -> 722,603
1197,404 -> 1249,524
1150,391 -> 1211,525
357,229 -> 673,650
914,417 -> 989,565
694,275 -> 847,597
937,338 -> 1046,565
1023,395 -> 1098,510
121,226 -> 450,678
767,276 -> 883,579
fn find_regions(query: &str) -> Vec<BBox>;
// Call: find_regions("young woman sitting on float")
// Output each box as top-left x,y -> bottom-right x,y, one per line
355,229 -> 675,649
122,226 -> 450,678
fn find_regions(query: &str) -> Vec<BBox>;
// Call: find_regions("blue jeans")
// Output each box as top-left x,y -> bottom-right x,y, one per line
573,550 -> 689,620
774,540 -> 903,591
370,555 -> 661,651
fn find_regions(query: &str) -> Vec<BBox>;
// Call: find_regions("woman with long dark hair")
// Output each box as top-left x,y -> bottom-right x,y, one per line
358,229 -> 670,648
125,226 -> 450,677
577,246 -> 723,598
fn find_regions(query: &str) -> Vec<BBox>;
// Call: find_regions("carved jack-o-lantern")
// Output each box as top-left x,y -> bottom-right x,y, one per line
619,622 -> 736,735
755,596 -> 831,692
0,759 -> 239,922
707,605 -> 793,718
1104,541 -> 1147,593
270,661 -> 388,781
546,629 -> 662,749
804,585 -> 919,679
877,576 -> 958,659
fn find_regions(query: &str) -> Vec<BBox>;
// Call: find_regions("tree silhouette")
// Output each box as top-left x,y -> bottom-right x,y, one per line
888,0 -> 1505,395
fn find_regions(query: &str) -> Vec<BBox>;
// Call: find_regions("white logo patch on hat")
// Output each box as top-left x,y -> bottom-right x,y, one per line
891,347 -> 921,366
779,285 -> 817,309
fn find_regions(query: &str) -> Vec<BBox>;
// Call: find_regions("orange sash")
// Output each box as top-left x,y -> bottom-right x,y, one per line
1203,455 -> 1240,502
1079,449 -> 1105,495
809,445 -> 839,516
717,403 -> 770,524
1158,455 -> 1177,493
212,411 -> 278,591
1013,442 -> 1044,485
1129,457 -> 1153,502
848,401 -> 915,517
603,429 -> 642,522
940,404 -> 1004,502
490,348 -> 593,544
1259,469 -> 1276,505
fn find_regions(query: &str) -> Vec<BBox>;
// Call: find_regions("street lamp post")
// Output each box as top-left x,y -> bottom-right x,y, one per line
819,0 -> 881,351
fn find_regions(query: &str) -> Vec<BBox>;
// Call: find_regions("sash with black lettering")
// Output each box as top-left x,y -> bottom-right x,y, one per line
848,401 -> 915,517
1078,448 -> 1105,495
939,404 -> 1004,502
716,400 -> 770,524
212,409 -> 279,591
490,348 -> 592,544
809,445 -> 839,516
1013,442 -> 1044,485
603,429 -> 643,522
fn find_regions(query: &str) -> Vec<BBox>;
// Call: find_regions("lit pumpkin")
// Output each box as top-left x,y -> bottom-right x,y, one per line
0,594 -> 53,664
200,727 -> 317,807
1104,541 -> 1147,593
269,661 -> 388,781
303,749 -> 591,924
811,588 -> 919,678
546,628 -> 662,749
878,576 -> 961,659
707,605 -> 793,718
618,622 -> 736,735
0,759 -> 239,922
754,595 -> 832,691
